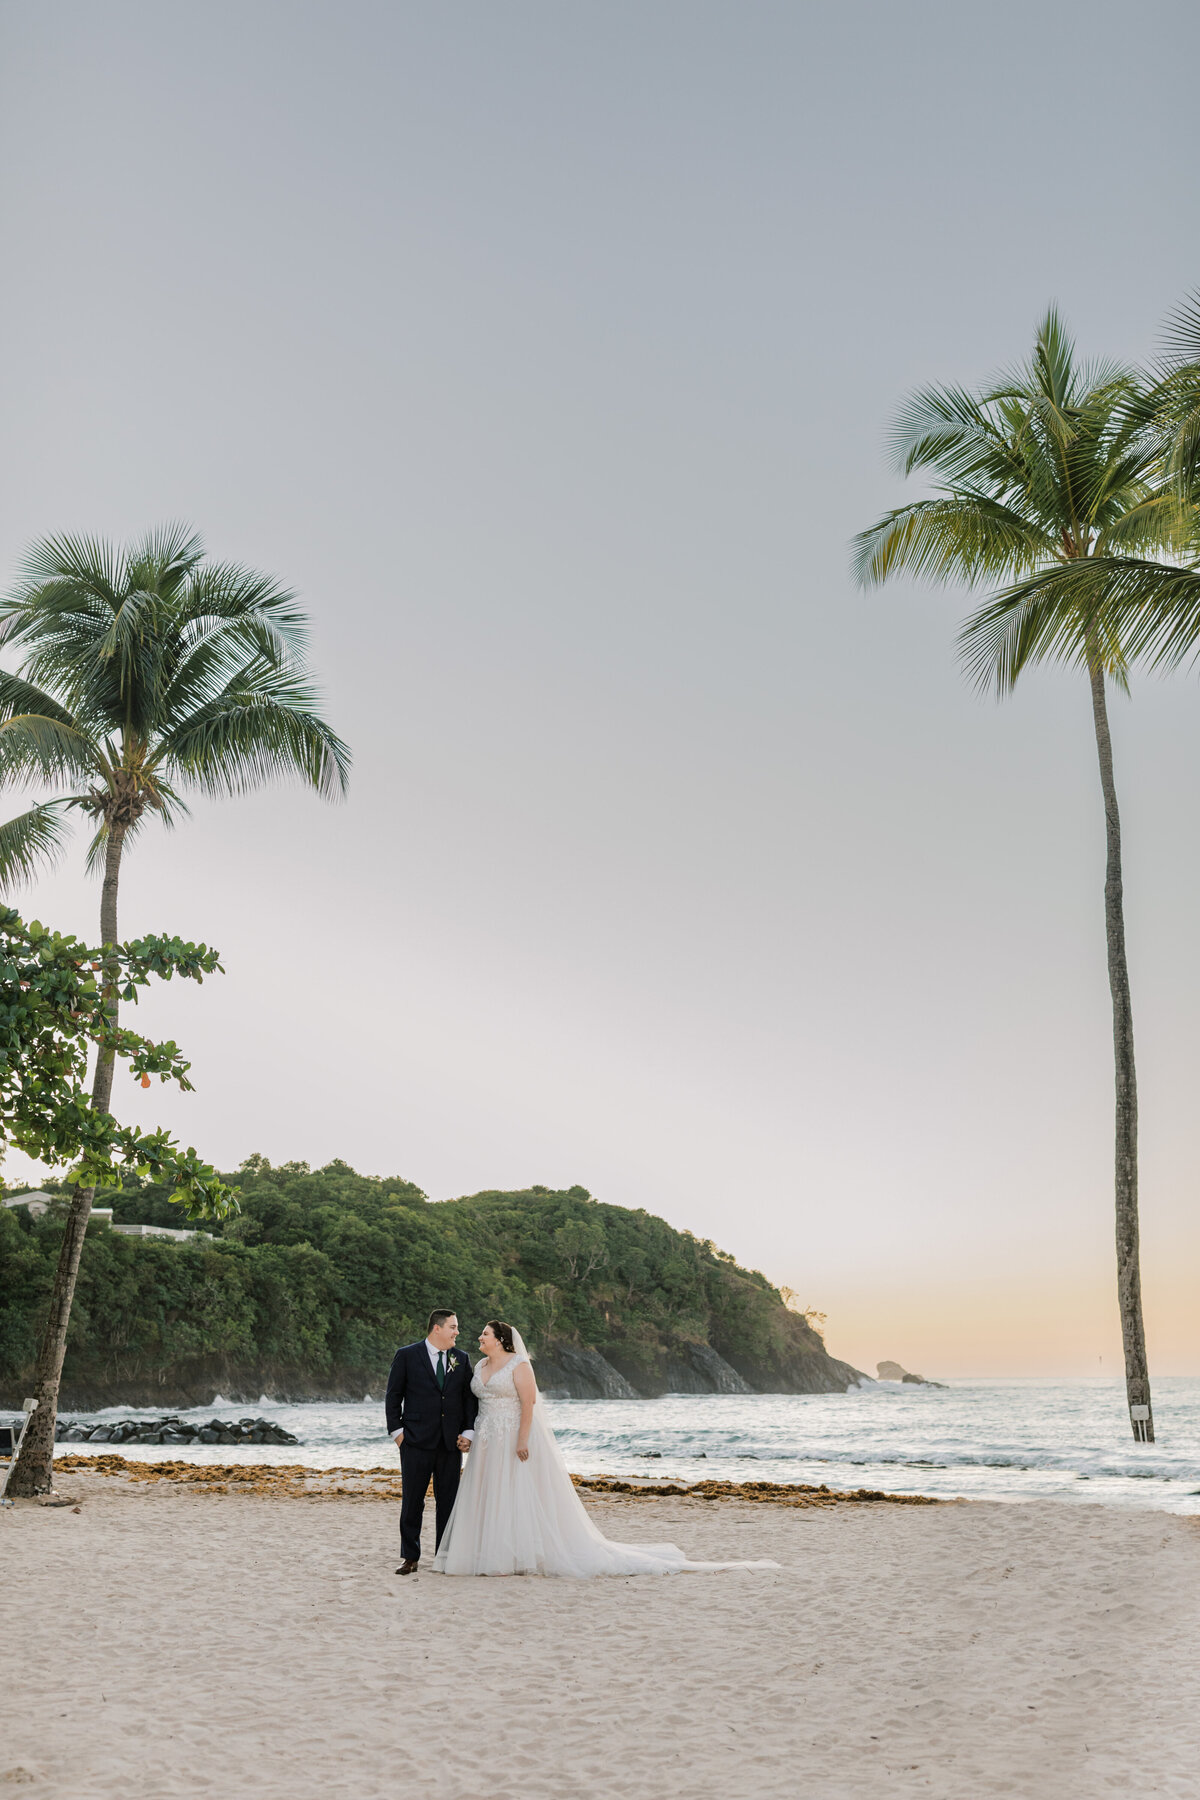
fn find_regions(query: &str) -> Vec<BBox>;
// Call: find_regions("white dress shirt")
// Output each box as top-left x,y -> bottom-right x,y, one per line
392,1338 -> 475,1444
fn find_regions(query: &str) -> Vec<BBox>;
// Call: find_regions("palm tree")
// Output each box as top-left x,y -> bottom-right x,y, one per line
853,310 -> 1185,1443
1,525 -> 350,1494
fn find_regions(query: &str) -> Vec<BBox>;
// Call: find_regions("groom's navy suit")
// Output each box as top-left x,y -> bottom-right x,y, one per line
385,1340 -> 478,1563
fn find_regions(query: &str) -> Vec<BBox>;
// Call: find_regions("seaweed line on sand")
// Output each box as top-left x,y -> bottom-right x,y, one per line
48,1455 -> 941,1506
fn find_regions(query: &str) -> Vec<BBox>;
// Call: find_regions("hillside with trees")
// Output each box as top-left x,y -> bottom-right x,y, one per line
0,1158 -> 863,1406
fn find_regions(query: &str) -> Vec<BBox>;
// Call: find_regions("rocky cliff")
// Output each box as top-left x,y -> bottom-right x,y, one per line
539,1333 -> 863,1400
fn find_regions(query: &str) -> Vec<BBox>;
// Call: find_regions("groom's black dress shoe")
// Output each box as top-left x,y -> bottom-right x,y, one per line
395,1560 -> 419,1575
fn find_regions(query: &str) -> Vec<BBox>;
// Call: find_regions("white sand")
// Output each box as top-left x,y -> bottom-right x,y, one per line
3,1470 -> 1196,1799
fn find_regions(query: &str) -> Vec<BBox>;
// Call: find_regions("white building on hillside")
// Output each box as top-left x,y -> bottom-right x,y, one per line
3,1191 -> 56,1217
3,1193 -> 202,1239
111,1221 -> 203,1242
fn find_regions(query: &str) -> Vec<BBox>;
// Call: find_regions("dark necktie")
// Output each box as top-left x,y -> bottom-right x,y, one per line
436,1351 -> 446,1390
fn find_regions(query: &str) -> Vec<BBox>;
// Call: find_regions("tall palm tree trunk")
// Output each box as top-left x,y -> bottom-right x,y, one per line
7,825 -> 127,1496
1088,664 -> 1154,1444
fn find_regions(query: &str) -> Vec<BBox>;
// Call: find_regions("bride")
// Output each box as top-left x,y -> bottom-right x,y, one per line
431,1320 -> 778,1578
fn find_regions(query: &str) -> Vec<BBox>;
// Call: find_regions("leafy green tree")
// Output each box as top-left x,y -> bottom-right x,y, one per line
0,905 -> 235,1493
554,1217 -> 608,1281
0,525 -> 349,1487
853,309 -> 1184,1441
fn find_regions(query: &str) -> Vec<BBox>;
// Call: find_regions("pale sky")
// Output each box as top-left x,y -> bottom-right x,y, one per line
2,1 -> 1199,1378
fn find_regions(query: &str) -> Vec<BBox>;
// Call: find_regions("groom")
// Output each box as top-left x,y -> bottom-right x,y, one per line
385,1309 -> 478,1574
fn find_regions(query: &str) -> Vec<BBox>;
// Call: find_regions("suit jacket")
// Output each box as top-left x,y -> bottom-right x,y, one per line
385,1340 -> 479,1452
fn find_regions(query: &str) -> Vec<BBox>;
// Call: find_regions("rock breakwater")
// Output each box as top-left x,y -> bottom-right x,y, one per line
51,1414 -> 299,1447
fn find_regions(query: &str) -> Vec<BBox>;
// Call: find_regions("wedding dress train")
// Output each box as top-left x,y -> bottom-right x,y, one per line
431,1351 -> 778,1578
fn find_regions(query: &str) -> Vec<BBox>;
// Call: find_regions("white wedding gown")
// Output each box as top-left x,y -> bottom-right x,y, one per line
431,1353 -> 778,1578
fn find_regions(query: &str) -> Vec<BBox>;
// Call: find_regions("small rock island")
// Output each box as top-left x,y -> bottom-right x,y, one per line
876,1361 -> 946,1389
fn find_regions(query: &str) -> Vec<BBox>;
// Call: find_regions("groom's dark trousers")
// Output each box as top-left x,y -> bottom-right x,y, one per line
385,1340 -> 478,1563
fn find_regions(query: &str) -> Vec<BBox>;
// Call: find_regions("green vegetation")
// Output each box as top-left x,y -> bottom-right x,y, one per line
0,907 -> 232,1206
0,903 -> 238,1492
0,525 -> 349,1493
0,1158 -> 843,1404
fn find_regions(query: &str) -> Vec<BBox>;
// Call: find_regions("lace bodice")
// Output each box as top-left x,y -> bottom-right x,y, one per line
471,1354 -> 527,1447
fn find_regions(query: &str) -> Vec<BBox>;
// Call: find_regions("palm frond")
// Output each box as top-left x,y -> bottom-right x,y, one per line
14,534 -> 126,613
95,586 -> 174,714
957,572 -> 1098,693
0,670 -> 78,728
1049,558 -> 1200,671
1095,492 -> 1188,557
0,582 -> 113,670
0,714 -> 100,787
888,384 -> 1033,490
182,561 -> 309,662
1138,366 -> 1200,493
1160,289 -> 1200,369
0,799 -> 75,889
956,555 -> 1200,690
161,663 -> 352,800
853,495 -> 1056,589
125,523 -> 205,594
1031,306 -> 1077,410
154,628 -> 276,724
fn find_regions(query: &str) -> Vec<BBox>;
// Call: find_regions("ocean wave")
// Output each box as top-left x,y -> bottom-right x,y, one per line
44,1376 -> 1200,1513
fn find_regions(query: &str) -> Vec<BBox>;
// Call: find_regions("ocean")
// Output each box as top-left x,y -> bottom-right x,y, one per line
47,1374 -> 1200,1512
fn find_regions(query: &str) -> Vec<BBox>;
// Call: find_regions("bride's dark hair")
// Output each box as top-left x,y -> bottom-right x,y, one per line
486,1319 -> 515,1353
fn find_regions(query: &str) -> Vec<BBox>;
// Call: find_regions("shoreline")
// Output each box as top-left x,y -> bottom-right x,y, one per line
24,1452 -> 943,1506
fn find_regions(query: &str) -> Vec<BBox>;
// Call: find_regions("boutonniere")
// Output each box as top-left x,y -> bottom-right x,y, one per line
448,1353 -> 462,1372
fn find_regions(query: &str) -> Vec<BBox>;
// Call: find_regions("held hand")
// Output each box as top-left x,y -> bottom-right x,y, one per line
516,1442 -> 530,1462
457,1435 -> 471,1452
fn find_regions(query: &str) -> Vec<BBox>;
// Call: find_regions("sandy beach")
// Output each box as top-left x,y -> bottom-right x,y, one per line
2,1460 -> 1196,1799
